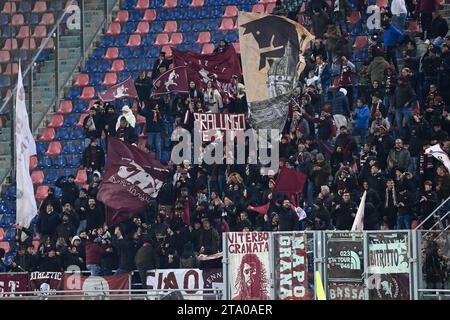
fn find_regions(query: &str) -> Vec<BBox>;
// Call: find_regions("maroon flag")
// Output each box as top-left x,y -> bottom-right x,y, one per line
247,202 -> 270,215
98,76 -> 138,102
97,137 -> 169,225
151,66 -> 189,97
172,45 -> 242,90
274,167 -> 307,206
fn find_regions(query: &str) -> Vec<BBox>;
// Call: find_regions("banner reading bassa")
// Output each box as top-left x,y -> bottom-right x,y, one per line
273,232 -> 312,300
226,232 -> 271,300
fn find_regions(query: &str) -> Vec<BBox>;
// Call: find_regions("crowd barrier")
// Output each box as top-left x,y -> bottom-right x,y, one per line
0,230 -> 448,300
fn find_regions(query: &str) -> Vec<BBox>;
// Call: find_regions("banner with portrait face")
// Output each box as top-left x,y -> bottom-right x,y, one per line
226,232 -> 271,300
325,232 -> 364,300
367,232 -> 410,300
0,273 -> 29,297
273,232 -> 313,300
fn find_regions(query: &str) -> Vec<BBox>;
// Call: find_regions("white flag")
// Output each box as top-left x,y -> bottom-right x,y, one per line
425,144 -> 450,173
351,190 -> 367,231
15,61 -> 37,229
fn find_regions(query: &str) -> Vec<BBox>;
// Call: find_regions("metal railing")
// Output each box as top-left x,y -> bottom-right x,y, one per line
414,196 -> 450,231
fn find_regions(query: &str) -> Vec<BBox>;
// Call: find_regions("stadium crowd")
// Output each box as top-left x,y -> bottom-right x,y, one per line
2,0 -> 450,286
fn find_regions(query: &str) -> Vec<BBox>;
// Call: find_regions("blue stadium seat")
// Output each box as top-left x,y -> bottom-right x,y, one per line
65,87 -> 81,100
149,46 -> 160,57
92,47 -> 106,59
138,58 -> 148,71
0,215 -> 14,228
3,228 -> 16,241
130,10 -> 144,21
150,0 -> 164,9
63,169 -> 75,178
125,58 -> 139,71
122,0 -> 137,10
118,72 -> 131,82
2,25 -> 16,38
0,15 -> 9,26
37,156 -> 52,169
0,76 -> 11,88
36,50 -> 50,62
98,60 -> 111,73
89,73 -> 104,86
205,19 -> 219,31
36,142 -> 47,155
74,141 -> 84,154
29,13 -> 39,25
225,30 -> 238,43
44,169 -> 59,184
239,4 -> 251,12
53,155 -> 67,169
54,187 -> 62,199
48,0 -> 63,12
178,0 -> 191,7
63,114 -> 78,127
192,21 -> 206,32
212,31 -> 225,43
71,155 -> 82,168
173,9 -> 186,20
187,8 -> 201,19
184,33 -> 197,44
99,35 -> 115,48
142,34 -> 155,46
73,100 -> 88,113
114,35 -> 128,47
0,200 -> 9,214
70,128 -> 85,140
119,46 -> 133,59
123,21 -> 137,34
179,21 -> 192,32
133,46 -> 146,58
17,1 -> 32,13
55,127 -> 71,140
150,22 -> 164,33
81,60 -> 97,73
61,141 -> 76,154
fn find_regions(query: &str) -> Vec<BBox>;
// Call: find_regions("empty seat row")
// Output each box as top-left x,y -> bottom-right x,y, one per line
32,168 -> 87,186
1,1 -> 64,14
0,12 -> 55,26
2,37 -> 54,51
36,154 -> 82,171
1,25 -> 48,39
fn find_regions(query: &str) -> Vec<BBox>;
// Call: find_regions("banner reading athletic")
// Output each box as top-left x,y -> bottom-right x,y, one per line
226,232 -> 271,300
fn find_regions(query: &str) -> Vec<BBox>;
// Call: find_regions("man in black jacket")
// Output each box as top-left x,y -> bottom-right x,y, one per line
135,241 -> 160,288
137,102 -> 163,160
151,51 -> 172,80
135,70 -> 152,103
56,214 -> 77,244
115,116 -> 138,145
11,245 -> 37,272
429,11 -> 449,40
332,191 -> 358,230
36,203 -> 61,241
81,139 -> 105,173
85,198 -> 104,232
38,248 -> 61,272
278,200 -> 300,231
113,227 -> 138,275
55,175 -> 79,207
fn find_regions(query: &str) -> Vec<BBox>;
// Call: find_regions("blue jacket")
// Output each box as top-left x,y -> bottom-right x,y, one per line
383,24 -> 404,47
353,104 -> 370,129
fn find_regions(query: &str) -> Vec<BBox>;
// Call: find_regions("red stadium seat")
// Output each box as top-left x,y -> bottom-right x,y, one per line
75,168 -> 88,185
155,33 -> 169,45
376,0 -> 388,7
218,18 -> 236,31
201,43 -> 215,54
106,22 -> 121,35
252,4 -> 265,14
20,38 -> 36,51
40,37 -> 54,50
0,51 -> 10,63
161,45 -> 173,57
31,171 -> 45,185
102,72 -> 117,86
143,9 -> 156,21
57,100 -> 73,114
164,21 -> 178,33
127,34 -> 141,47
105,47 -> 119,60
77,113 -> 88,127
80,87 -> 95,100
17,26 -> 31,39
40,13 -> 55,25
265,3 -> 275,13
33,25 -> 47,38
190,0 -> 204,7
29,156 -> 38,171
169,33 -> 183,45
38,128 -> 56,141
136,21 -> 150,34
32,1 -> 47,13
3,63 -> 18,75
74,74 -> 89,87
111,59 -> 125,72
2,39 -> 18,51
115,10 -> 129,23
45,141 -> 62,156
35,186 -> 49,201
223,5 -> 238,18
353,36 -> 367,49
1,2 -> 16,14
163,0 -> 178,8
11,13 -> 24,26
196,31 -> 211,44
136,0 -> 150,9
48,115 -> 64,128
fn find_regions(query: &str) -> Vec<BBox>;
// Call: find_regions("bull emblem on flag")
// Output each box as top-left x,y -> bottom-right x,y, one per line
164,70 -> 179,91
114,85 -> 128,99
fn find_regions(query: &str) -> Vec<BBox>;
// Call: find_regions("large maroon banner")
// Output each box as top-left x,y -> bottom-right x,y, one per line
98,76 -> 138,102
274,233 -> 311,300
97,137 -> 169,225
63,273 -> 129,297
29,271 -> 63,295
151,66 -> 189,97
0,273 -> 29,296
172,46 -> 242,90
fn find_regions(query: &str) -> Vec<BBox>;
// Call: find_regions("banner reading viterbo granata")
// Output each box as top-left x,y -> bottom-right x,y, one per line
226,232 -> 271,300
273,232 -> 312,300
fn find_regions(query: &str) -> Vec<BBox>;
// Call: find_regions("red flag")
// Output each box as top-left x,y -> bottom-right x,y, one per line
98,76 -> 138,102
172,45 -> 242,90
151,66 -> 189,96
273,167 -> 307,206
247,202 -> 270,215
97,137 -> 169,225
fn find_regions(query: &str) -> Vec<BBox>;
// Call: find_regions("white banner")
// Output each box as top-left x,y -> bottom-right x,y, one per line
15,61 -> 37,229
368,242 -> 409,274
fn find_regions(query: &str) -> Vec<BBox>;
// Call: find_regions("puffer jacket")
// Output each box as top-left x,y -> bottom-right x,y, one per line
367,56 -> 390,84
